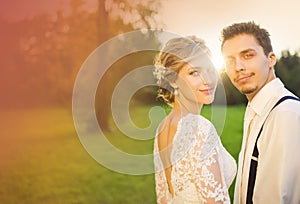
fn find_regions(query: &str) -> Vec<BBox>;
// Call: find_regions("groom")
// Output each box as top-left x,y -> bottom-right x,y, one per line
220,21 -> 300,203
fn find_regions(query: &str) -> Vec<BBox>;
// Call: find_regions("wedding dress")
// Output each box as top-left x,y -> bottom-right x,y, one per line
154,114 -> 237,204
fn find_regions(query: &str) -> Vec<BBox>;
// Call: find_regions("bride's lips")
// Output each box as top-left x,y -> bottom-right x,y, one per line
199,88 -> 214,94
235,73 -> 254,83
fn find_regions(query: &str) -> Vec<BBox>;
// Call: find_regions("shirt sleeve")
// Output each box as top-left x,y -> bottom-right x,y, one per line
256,108 -> 300,203
191,122 -> 230,203
280,110 -> 300,203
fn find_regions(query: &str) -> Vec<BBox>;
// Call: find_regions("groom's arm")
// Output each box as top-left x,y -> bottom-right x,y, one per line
254,107 -> 300,203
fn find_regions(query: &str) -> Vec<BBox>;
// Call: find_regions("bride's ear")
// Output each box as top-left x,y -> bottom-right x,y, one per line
170,81 -> 178,89
170,82 -> 179,96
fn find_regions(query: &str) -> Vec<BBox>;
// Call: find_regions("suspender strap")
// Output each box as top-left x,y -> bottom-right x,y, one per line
246,95 -> 300,204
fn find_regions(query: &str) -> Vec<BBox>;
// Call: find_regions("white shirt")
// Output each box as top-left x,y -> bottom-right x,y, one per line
234,78 -> 300,204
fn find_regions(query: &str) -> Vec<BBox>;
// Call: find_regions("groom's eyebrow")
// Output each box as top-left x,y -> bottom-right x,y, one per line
225,48 -> 256,59
239,48 -> 256,55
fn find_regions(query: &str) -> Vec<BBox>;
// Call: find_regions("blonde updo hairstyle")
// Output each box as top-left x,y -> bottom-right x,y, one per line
153,36 -> 211,106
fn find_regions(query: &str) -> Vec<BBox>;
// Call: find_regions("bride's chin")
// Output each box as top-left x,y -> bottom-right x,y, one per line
204,96 -> 215,104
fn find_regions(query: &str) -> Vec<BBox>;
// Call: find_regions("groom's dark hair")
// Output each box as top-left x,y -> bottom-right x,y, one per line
221,21 -> 273,57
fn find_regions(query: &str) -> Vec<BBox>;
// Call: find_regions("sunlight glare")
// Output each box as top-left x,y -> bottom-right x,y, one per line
211,49 -> 225,72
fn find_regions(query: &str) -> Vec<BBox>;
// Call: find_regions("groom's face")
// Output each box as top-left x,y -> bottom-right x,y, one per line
221,34 -> 276,101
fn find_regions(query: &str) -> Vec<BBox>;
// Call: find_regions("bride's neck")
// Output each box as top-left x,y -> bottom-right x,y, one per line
172,98 -> 202,117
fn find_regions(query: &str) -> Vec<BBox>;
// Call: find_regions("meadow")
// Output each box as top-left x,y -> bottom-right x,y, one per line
0,105 -> 245,203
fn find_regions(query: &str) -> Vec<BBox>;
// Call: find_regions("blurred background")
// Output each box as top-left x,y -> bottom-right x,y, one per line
1,0 -> 300,203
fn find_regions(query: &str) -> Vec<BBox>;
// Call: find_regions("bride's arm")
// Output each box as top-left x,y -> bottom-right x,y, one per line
154,138 -> 168,204
191,123 -> 230,204
154,169 -> 168,204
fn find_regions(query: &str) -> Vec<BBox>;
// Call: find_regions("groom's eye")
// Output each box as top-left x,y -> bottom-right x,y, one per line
243,52 -> 254,59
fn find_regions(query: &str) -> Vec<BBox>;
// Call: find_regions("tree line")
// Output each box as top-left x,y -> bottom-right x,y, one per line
1,0 -> 299,130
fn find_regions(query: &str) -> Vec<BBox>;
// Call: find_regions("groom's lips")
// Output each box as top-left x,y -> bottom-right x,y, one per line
235,73 -> 254,83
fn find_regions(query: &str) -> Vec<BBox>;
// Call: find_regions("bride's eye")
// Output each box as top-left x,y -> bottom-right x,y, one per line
189,70 -> 200,76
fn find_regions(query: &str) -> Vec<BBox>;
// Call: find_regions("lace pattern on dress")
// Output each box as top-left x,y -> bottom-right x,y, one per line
154,114 -> 235,204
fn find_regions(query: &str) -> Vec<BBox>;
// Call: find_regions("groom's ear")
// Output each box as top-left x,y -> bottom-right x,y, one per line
268,52 -> 276,67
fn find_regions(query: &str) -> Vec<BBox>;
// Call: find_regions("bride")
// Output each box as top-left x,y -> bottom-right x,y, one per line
153,36 -> 236,204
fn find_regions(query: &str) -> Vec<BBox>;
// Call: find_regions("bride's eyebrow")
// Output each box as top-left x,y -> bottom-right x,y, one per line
187,66 -> 203,70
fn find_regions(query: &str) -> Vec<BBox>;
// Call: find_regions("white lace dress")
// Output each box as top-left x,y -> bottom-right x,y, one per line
154,114 -> 237,204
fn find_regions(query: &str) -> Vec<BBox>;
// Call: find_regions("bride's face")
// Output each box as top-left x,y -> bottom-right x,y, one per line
175,55 -> 218,105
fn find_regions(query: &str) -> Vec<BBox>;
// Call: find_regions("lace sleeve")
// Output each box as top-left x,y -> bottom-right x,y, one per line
154,168 -> 168,204
154,137 -> 169,204
191,122 -> 230,203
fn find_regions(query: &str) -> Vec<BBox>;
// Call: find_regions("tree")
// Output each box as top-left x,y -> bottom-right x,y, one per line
276,50 -> 300,97
0,0 -> 163,133
95,0 -> 163,131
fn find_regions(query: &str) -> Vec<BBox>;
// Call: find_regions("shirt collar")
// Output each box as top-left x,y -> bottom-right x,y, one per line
248,78 -> 284,116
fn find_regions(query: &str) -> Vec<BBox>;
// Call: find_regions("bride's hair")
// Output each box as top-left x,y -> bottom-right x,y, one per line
153,36 -> 211,106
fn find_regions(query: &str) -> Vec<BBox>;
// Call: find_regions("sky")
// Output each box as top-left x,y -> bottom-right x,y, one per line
160,0 -> 300,68
1,0 -> 300,68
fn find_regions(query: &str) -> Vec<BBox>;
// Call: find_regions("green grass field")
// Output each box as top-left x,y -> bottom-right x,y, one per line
0,105 -> 245,203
